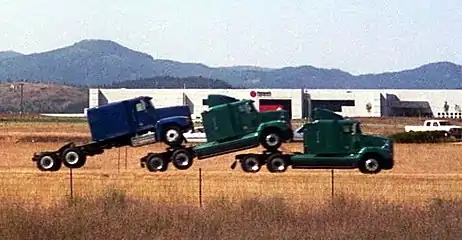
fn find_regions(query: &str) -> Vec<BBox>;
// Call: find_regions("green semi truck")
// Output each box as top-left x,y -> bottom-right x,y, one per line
140,94 -> 294,172
231,108 -> 394,174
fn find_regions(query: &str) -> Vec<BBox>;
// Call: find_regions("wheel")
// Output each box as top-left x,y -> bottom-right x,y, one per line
36,153 -> 61,171
146,154 -> 168,172
171,149 -> 193,170
260,129 -> 283,152
50,159 -> 63,172
358,156 -> 382,174
240,155 -> 262,173
62,148 -> 87,169
163,125 -> 183,147
266,153 -> 289,173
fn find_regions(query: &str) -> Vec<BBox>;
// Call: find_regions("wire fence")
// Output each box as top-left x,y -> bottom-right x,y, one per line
2,166 -> 461,208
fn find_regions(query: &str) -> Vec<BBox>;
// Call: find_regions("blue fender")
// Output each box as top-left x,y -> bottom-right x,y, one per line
154,116 -> 193,140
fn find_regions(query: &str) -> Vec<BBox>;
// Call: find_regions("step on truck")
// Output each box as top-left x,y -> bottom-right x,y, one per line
140,94 -> 294,172
32,96 -> 194,171
231,108 -> 394,174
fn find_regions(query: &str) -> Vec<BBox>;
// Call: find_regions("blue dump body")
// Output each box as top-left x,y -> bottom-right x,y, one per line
86,96 -> 192,142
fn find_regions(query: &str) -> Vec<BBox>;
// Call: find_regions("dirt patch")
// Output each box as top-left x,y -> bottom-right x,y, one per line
18,135 -> 90,143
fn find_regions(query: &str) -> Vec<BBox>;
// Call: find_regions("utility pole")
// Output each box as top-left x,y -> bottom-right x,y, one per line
19,82 -> 24,118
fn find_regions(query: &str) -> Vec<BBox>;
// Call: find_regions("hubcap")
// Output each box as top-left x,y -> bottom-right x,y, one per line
40,156 -> 54,169
265,133 -> 280,147
364,159 -> 379,172
175,153 -> 190,166
166,129 -> 180,142
66,152 -> 79,165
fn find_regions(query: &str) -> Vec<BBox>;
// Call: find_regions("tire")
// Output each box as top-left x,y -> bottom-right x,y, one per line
266,153 -> 289,173
171,149 -> 193,170
260,129 -> 283,152
163,125 -> 183,147
36,153 -> 61,171
358,156 -> 382,174
240,155 -> 261,173
146,154 -> 168,172
62,148 -> 87,169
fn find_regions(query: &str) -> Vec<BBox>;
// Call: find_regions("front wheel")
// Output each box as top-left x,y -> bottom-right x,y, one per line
171,149 -> 193,170
163,125 -> 183,147
260,130 -> 283,152
358,156 -> 382,174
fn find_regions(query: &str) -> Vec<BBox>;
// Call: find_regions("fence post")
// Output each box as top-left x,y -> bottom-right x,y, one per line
199,168 -> 203,208
118,148 -> 121,173
69,168 -> 74,200
125,147 -> 128,170
331,168 -> 334,200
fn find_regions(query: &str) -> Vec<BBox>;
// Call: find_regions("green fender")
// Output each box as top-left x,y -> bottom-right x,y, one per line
357,147 -> 392,162
256,120 -> 292,139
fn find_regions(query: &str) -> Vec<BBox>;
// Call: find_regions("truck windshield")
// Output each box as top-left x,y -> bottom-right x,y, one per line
238,102 -> 257,113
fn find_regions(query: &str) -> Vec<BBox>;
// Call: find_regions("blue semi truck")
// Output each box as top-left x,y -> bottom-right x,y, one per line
32,96 -> 194,171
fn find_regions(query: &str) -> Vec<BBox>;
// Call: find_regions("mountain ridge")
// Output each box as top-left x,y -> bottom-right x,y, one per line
1,39 -> 461,89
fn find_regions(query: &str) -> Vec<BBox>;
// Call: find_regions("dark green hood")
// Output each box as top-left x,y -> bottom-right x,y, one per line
360,134 -> 391,148
259,110 -> 291,123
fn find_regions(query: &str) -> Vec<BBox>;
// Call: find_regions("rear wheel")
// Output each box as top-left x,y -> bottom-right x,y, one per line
260,129 -> 283,152
171,149 -> 193,170
37,153 -> 61,171
62,148 -> 87,169
163,125 -> 183,147
358,155 -> 382,174
240,155 -> 262,173
266,153 -> 289,173
146,154 -> 168,172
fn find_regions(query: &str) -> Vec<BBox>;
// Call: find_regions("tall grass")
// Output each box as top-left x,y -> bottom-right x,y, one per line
0,189 -> 460,239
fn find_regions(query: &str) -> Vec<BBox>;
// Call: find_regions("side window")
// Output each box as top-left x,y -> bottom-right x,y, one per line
237,105 -> 246,113
433,122 -> 438,126
426,122 -> 431,126
135,100 -> 147,112
245,102 -> 256,113
342,125 -> 352,134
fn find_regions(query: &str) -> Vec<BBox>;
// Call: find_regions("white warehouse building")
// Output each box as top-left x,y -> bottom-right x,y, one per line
88,88 -> 462,119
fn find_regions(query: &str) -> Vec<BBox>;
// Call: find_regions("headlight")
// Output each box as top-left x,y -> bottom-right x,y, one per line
382,140 -> 391,149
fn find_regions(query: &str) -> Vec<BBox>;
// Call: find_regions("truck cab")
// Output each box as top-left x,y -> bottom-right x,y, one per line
232,108 -> 394,174
290,118 -> 393,174
87,96 -> 193,147
191,94 -> 293,159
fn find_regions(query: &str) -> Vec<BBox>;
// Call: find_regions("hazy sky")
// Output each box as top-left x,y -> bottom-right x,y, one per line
1,0 -> 461,74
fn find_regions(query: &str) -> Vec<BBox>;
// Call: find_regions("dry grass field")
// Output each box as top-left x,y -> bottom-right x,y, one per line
0,118 -> 461,238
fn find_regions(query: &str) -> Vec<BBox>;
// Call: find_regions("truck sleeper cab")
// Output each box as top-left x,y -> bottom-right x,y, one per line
140,94 -> 294,172
232,109 -> 394,174
32,96 -> 194,172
